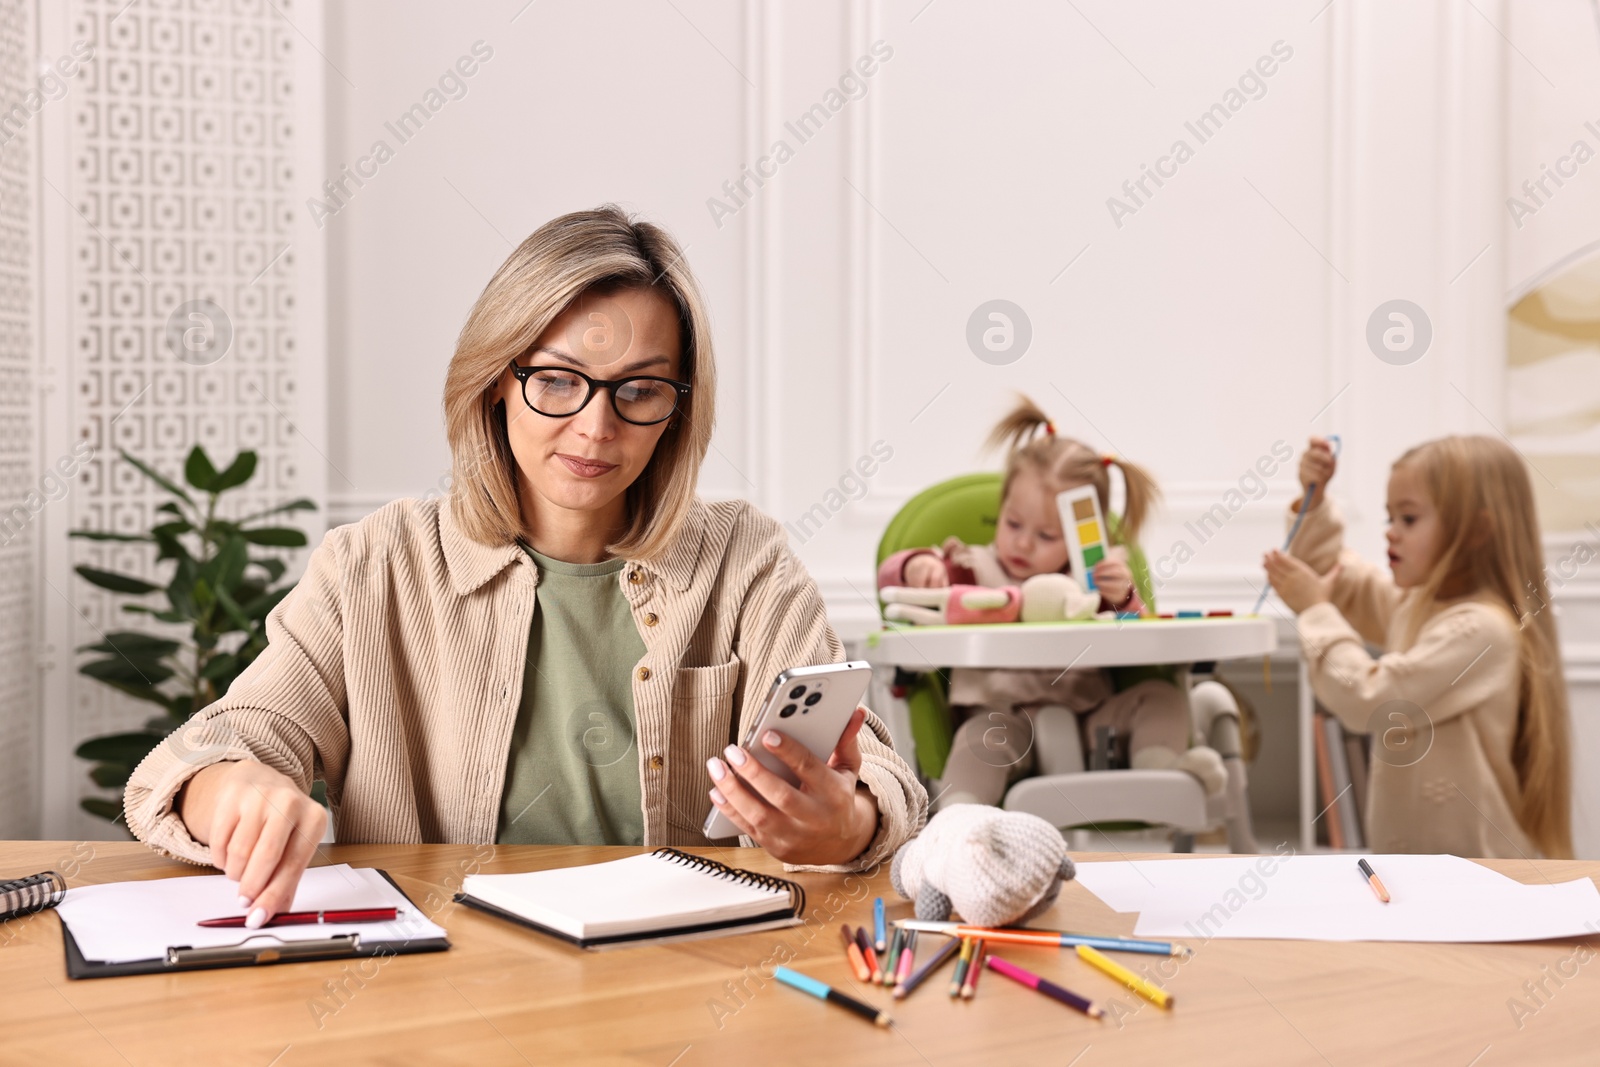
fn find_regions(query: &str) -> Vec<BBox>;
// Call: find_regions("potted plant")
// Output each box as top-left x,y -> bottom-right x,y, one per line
70,445 -> 315,823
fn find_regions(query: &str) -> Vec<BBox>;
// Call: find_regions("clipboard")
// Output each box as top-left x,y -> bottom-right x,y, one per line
60,870 -> 449,979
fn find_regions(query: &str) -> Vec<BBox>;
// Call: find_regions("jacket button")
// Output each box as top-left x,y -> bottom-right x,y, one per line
644,612 -> 659,627
637,666 -> 651,681
629,570 -> 643,584
649,755 -> 663,770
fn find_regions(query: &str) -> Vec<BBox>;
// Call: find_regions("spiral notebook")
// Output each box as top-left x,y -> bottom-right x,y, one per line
455,847 -> 806,949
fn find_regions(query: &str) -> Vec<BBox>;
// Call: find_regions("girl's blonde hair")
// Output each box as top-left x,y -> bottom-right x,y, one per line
984,394 -> 1161,545
1393,435 -> 1572,859
442,205 -> 716,560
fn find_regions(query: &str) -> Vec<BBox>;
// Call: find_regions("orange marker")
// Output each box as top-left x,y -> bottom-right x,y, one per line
855,925 -> 882,983
841,924 -> 871,982
1358,858 -> 1390,903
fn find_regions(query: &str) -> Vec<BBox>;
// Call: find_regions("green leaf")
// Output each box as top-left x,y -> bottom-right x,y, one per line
79,655 -> 175,687
184,445 -> 219,492
238,497 -> 317,524
75,731 -> 163,765
211,451 -> 258,492
89,763 -> 133,788
76,631 -> 181,659
253,557 -> 287,583
68,530 -> 154,543
200,652 -> 237,681
241,527 -> 308,548
241,586 -> 291,620
167,555 -> 198,618
202,535 -> 249,594
80,797 -> 125,822
75,565 -> 160,595
119,450 -> 194,506
214,585 -> 252,631
151,520 -> 193,538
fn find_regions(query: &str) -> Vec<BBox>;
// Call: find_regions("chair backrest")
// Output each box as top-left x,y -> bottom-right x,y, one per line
874,473 -> 1158,613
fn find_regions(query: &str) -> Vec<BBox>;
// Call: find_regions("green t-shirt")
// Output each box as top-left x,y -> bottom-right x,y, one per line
495,545 -> 647,846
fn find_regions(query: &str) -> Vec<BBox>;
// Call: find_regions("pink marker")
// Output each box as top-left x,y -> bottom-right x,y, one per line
895,941 -> 915,985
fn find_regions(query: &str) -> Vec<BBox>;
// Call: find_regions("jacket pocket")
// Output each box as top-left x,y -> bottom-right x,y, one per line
664,654 -> 742,836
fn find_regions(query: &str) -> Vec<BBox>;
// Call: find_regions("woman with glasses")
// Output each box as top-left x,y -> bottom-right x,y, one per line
123,206 -> 927,927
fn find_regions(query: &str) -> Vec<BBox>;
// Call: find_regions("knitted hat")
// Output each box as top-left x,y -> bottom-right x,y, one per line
891,804 -> 1075,928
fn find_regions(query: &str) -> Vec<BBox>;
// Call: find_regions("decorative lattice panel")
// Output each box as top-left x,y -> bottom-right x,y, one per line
0,0 -> 38,838
63,0 -> 304,831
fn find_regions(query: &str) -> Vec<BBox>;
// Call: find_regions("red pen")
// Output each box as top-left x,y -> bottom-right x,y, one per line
197,907 -> 398,929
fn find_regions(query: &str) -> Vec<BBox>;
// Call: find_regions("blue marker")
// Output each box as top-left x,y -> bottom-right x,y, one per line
1255,434 -> 1342,615
873,897 -> 887,952
774,966 -> 891,1027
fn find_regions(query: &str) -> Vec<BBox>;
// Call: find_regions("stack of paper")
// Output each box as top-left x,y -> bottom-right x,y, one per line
55,863 -> 446,964
1072,854 -> 1600,942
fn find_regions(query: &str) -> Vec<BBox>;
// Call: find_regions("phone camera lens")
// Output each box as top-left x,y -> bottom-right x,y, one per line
803,691 -> 823,706
788,685 -> 806,700
779,704 -> 797,718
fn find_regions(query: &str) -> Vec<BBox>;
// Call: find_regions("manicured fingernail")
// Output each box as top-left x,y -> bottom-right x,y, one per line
245,908 -> 267,929
706,757 -> 726,781
723,745 -> 747,766
709,788 -> 725,805
238,895 -> 251,908
763,731 -> 781,748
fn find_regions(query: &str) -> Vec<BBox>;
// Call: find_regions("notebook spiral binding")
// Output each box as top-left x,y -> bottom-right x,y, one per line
651,847 -> 807,918
0,870 -> 68,922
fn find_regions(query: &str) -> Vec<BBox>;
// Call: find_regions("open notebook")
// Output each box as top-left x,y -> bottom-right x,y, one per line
456,848 -> 806,949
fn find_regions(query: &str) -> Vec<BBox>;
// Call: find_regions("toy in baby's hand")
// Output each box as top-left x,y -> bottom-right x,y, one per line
890,804 -> 1076,928
880,573 -> 1101,626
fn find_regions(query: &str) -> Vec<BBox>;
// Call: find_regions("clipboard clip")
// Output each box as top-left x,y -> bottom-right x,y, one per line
166,933 -> 362,967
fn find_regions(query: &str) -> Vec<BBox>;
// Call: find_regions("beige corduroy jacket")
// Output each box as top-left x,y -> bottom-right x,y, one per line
1289,498 -> 1535,858
123,495 -> 928,872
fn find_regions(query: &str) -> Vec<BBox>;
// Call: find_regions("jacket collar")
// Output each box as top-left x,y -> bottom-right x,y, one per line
439,494 -> 704,597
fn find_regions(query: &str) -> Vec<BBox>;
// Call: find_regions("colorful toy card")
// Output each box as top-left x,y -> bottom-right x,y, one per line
1057,486 -> 1108,596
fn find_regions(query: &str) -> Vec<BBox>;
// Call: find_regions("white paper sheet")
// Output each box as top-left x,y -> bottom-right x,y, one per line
1072,854 -> 1600,942
55,863 -> 447,964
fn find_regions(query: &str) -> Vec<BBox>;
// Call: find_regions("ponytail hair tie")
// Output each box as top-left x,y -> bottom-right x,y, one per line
1101,453 -> 1115,468
1044,421 -> 1057,438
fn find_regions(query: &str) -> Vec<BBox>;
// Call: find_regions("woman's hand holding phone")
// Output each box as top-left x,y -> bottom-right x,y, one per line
705,706 -> 879,866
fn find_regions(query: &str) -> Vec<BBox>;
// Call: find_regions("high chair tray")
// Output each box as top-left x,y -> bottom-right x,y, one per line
863,615 -> 1277,669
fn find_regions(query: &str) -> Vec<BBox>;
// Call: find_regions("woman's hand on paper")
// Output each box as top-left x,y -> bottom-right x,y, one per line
705,706 -> 879,865
179,759 -> 328,928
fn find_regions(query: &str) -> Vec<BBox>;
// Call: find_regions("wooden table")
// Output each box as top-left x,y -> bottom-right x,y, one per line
3,843 -> 1598,1065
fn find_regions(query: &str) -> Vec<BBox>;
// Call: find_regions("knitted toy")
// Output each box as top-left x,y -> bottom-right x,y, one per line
880,573 -> 1101,626
890,804 -> 1076,928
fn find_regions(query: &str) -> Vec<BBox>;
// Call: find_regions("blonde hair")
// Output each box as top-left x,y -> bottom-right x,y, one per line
1392,435 -> 1572,859
984,394 -> 1161,545
442,205 -> 716,560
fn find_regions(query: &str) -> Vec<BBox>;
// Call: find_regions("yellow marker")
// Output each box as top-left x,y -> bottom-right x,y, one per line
1076,944 -> 1174,1009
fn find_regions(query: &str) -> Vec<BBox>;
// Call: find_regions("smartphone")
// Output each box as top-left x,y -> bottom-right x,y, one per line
702,660 -> 874,840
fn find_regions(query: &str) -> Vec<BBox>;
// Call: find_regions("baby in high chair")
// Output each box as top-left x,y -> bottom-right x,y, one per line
877,396 -> 1225,811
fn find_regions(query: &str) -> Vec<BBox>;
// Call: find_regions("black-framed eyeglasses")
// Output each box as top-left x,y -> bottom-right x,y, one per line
508,360 -> 691,427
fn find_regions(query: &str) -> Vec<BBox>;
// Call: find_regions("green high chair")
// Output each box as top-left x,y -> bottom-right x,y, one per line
873,473 -> 1260,853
